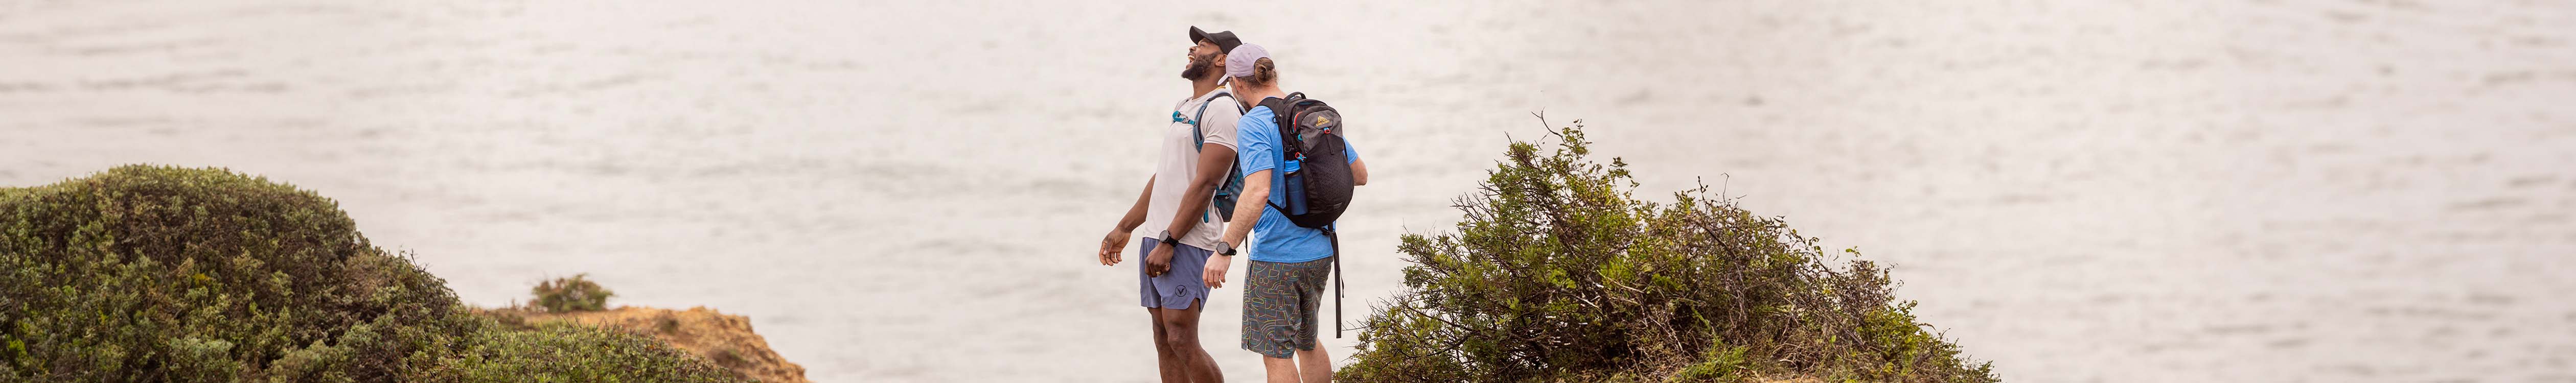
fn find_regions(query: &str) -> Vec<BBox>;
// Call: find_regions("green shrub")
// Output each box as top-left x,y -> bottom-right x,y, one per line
531,274 -> 615,313
416,320 -> 742,383
0,165 -> 745,383
1339,122 -> 1997,383
0,165 -> 472,382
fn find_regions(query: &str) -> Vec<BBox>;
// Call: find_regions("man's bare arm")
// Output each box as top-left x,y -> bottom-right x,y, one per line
1156,146 -> 1237,241
1218,170 -> 1271,249
1098,177 -> 1153,265
1351,158 -> 1369,186
1204,168 -> 1266,289
1114,177 -> 1154,232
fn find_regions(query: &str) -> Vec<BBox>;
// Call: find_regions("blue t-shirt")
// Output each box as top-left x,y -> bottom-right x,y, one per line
1235,104 -> 1360,263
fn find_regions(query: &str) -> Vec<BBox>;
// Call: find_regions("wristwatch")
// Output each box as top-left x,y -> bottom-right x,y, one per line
1217,241 -> 1237,256
1159,231 -> 1180,246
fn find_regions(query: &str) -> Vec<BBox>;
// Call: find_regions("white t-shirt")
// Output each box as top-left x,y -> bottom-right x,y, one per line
1143,87 -> 1244,250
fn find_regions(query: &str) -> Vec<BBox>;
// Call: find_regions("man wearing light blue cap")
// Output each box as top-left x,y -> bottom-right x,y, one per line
1204,42 -> 1370,383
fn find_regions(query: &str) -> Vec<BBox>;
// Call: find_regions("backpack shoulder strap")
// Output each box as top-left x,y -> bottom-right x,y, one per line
1251,100 -> 1292,213
1327,228 -> 1344,338
1259,97 -> 1296,138
1267,96 -> 1308,157
1190,90 -> 1235,152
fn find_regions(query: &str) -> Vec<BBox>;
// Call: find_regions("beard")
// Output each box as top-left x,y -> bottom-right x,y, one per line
1180,51 -> 1217,80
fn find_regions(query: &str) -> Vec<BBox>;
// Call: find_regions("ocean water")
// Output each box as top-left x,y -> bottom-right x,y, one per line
3,1 -> 2573,382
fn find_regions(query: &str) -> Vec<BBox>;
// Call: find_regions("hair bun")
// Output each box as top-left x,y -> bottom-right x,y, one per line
1252,58 -> 1278,86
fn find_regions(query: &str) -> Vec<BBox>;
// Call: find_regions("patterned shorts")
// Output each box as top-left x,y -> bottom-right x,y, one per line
1241,256 -> 1334,358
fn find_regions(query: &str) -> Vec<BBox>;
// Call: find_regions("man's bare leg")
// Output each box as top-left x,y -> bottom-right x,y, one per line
1262,355 -> 1301,383
1151,308 -> 1184,383
1294,346 -> 1331,383
1157,299 -> 1222,382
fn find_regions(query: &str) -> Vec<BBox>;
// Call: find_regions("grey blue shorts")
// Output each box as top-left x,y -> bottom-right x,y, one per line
1241,256 -> 1334,358
1137,237 -> 1213,310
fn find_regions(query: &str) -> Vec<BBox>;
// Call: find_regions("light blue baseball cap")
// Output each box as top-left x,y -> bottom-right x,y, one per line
1225,43 -> 1269,78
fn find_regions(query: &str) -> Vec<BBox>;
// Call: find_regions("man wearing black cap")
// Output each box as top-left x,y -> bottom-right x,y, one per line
1096,26 -> 1246,383
1185,27 -> 1244,80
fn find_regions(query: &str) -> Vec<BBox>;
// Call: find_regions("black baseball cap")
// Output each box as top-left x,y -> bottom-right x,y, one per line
1189,26 -> 1243,53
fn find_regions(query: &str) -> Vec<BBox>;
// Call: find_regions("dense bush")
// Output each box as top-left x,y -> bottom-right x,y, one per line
531,274 -> 615,313
418,320 -> 742,383
0,165 -> 472,381
1339,122 -> 1998,383
0,165 -> 744,382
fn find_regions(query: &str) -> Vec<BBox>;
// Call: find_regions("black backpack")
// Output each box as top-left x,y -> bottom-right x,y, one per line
1257,92 -> 1354,229
1257,92 -> 1358,338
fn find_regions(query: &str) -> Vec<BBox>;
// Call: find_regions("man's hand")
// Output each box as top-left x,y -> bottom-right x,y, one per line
1203,255 -> 1231,289
1144,242 -> 1176,277
1099,230 -> 1132,266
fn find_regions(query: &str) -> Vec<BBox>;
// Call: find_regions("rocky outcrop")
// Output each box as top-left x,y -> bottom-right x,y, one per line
481,306 -> 810,383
